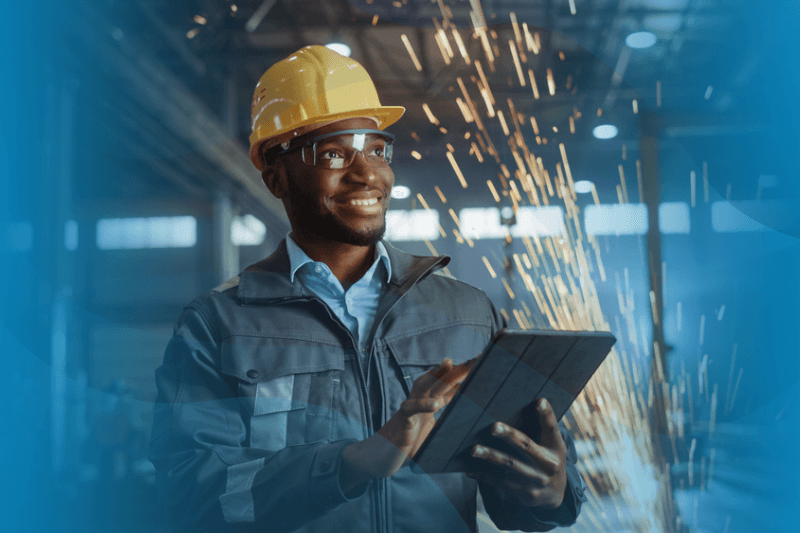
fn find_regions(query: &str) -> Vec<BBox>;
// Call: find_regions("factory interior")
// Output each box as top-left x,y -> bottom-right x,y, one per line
2,0 -> 798,532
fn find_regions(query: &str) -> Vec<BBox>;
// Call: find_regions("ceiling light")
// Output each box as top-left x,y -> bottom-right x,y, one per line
625,31 -> 657,49
325,43 -> 352,57
391,186 -> 411,199
593,125 -> 618,140
574,180 -> 594,194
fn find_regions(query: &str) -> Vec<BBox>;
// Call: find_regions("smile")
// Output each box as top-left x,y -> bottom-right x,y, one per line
349,198 -> 379,206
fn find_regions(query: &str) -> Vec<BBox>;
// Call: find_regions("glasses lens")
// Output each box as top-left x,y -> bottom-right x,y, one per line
311,134 -> 393,169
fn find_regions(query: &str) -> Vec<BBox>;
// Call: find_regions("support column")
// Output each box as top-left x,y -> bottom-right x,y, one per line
640,111 -> 672,465
213,193 -> 239,284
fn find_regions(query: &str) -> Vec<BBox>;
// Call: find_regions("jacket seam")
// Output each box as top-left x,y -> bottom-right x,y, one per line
219,332 -> 343,346
383,320 -> 491,343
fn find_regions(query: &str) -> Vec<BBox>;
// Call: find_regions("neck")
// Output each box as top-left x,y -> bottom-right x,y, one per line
291,229 -> 376,285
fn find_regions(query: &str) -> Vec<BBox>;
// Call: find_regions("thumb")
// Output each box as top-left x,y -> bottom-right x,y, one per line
536,399 -> 563,450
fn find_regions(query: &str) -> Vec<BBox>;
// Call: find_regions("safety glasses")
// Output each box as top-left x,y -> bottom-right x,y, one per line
274,129 -> 394,169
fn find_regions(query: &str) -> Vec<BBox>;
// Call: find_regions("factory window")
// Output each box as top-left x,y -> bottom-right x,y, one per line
459,207 -> 565,239
658,202 -> 690,234
96,216 -> 197,250
231,215 -> 266,246
584,204 -> 648,236
385,210 -> 440,241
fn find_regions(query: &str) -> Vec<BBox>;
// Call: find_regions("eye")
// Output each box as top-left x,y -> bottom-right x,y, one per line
318,148 -> 345,160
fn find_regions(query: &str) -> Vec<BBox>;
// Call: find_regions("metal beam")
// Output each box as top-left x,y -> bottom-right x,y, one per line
73,2 -> 289,228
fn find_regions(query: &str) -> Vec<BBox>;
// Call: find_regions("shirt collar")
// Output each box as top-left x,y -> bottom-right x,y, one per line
285,232 -> 392,284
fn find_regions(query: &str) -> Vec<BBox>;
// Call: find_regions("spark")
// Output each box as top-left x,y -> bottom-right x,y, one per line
446,152 -> 468,188
410,150 -> 422,160
530,116 -> 540,135
527,69 -> 540,99
194,15 -> 207,25
475,61 -> 495,104
456,97 -> 474,122
400,34 -> 423,72
704,86 -> 713,100
522,23 -> 538,54
717,305 -> 725,321
501,278 -> 516,299
509,41 -> 526,86
432,18 -> 454,58
487,180 -> 501,202
422,103 -> 440,125
650,290 -> 659,326
231,5 -> 238,13
416,193 -> 430,210
434,186 -> 447,203
372,14 -> 379,25
497,110 -> 510,135
482,256 -> 497,278
186,28 -> 200,39
728,368 -> 744,412
434,32 -> 452,65
632,99 -> 639,114
569,116 -> 575,134
451,29 -> 471,64
568,0 -> 576,15
590,182 -> 600,206
546,68 -> 556,96
470,142 -> 484,162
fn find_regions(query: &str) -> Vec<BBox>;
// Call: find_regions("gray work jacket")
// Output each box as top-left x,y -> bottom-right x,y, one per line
149,240 -> 586,532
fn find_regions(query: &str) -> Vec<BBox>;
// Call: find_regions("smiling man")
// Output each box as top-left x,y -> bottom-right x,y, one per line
149,46 -> 586,533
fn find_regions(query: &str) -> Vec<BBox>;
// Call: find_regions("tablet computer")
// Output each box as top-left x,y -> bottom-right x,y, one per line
411,328 -> 616,474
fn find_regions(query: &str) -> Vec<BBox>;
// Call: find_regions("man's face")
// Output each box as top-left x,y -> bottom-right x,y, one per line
272,117 -> 395,247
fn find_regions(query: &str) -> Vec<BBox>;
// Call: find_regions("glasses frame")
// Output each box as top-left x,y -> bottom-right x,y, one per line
273,128 -> 395,169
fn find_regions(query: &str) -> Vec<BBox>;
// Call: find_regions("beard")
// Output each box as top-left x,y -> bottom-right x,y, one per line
285,177 -> 387,247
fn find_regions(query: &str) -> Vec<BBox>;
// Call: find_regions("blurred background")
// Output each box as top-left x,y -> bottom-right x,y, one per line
1,0 -> 798,532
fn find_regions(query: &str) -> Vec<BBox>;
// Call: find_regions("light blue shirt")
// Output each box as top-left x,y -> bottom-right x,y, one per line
285,233 -> 392,353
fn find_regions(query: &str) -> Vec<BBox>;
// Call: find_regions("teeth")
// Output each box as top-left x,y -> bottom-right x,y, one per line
350,198 -> 378,206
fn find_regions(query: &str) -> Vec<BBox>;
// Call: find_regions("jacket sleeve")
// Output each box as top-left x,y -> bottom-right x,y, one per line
148,303 -> 370,533
478,297 -> 588,531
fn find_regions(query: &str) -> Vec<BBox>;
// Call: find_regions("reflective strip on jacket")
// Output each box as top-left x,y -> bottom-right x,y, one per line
149,240 -> 587,532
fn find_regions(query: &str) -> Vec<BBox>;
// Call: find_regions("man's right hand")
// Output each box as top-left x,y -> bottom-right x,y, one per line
340,357 -> 474,492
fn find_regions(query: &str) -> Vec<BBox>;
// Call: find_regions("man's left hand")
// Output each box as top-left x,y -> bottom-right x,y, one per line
466,398 -> 568,509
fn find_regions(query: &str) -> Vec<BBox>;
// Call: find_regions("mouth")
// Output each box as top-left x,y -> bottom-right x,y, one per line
335,194 -> 385,215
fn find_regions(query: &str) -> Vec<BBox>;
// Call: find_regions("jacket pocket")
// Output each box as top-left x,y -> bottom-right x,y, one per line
385,323 -> 492,399
221,336 -> 345,451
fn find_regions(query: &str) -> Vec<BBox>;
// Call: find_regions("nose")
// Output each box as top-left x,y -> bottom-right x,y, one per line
345,150 -> 379,184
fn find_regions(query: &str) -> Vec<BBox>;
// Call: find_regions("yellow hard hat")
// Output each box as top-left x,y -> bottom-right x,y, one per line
249,45 -> 406,171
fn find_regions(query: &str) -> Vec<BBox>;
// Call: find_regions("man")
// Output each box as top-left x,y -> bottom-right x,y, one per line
149,45 -> 586,532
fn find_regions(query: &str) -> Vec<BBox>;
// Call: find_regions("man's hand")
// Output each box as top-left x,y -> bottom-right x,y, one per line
341,358 -> 473,491
466,399 -> 568,509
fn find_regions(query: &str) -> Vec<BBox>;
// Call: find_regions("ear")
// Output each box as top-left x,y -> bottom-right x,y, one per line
262,161 -> 288,200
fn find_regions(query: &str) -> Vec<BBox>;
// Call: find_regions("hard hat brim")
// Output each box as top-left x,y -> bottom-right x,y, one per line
250,106 -> 405,171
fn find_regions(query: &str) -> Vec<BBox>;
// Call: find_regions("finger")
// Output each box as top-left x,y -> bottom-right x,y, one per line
400,397 -> 442,416
471,444 -> 547,484
490,422 -> 562,476
535,399 -> 566,452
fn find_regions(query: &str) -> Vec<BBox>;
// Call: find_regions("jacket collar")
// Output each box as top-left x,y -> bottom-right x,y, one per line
237,239 -> 450,303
